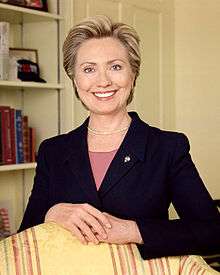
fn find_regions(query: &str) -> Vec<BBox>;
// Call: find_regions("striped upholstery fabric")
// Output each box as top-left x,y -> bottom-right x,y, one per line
0,222 -> 218,275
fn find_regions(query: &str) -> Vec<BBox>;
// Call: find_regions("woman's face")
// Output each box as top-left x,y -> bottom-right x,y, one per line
74,37 -> 135,115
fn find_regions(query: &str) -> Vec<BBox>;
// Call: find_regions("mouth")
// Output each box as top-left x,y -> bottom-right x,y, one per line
93,90 -> 117,99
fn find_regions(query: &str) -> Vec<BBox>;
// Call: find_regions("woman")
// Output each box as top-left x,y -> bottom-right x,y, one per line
19,15 -> 220,259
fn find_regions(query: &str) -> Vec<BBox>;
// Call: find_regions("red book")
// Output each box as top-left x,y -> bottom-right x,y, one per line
0,106 -> 13,164
22,115 -> 30,163
9,108 -> 16,164
29,127 -> 36,162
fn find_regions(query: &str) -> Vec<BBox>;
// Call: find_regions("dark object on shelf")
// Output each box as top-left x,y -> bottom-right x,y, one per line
0,0 -> 48,12
0,0 -> 26,6
17,59 -> 46,83
25,0 -> 48,12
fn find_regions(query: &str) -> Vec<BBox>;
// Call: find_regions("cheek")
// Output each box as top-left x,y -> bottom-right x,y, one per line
75,74 -> 95,91
116,74 -> 133,89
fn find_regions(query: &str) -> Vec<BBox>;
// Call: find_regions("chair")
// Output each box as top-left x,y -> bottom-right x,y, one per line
0,222 -> 218,274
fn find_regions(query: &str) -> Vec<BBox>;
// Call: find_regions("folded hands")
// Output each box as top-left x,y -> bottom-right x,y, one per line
44,203 -> 143,245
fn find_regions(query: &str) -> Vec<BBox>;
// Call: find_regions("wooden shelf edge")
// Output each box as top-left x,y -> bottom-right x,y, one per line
0,80 -> 64,90
0,3 -> 63,20
0,163 -> 37,172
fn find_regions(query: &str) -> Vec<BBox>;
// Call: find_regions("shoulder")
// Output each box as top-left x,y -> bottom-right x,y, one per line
129,112 -> 190,158
149,125 -> 189,145
148,125 -> 190,152
37,124 -> 84,159
131,112 -> 188,145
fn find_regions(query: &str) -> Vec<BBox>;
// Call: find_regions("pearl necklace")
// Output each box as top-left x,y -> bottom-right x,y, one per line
87,125 -> 130,135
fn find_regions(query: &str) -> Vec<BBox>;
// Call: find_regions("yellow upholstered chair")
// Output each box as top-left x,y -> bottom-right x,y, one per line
0,222 -> 218,274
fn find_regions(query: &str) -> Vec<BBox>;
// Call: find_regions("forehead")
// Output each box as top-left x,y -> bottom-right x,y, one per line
76,37 -> 129,63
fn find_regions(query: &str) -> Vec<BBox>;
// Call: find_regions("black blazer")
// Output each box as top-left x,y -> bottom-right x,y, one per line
19,112 -> 220,259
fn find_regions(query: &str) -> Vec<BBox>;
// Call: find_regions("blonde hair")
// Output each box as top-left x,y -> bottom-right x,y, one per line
63,15 -> 141,104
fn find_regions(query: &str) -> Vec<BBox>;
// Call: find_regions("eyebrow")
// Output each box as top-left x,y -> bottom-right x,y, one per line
79,59 -> 127,67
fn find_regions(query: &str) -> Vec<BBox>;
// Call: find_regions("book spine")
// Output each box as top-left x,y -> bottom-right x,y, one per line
10,108 -> 16,164
15,110 -> 24,164
29,127 -> 36,162
0,22 -> 9,80
0,106 -> 13,164
0,22 -> 9,53
22,115 -> 29,163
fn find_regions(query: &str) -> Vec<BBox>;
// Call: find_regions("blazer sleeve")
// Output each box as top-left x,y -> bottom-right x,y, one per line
136,133 -> 220,259
18,140 -> 50,232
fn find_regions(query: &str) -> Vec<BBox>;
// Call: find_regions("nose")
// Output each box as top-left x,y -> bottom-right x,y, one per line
97,69 -> 111,87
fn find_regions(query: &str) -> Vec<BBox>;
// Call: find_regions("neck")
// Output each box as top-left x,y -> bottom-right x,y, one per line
88,110 -> 131,133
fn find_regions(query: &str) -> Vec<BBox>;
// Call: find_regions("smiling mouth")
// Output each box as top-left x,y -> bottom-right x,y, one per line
94,90 -> 117,98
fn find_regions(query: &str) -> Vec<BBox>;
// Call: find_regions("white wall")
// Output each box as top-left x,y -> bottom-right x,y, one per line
61,0 -> 175,132
175,0 -> 220,198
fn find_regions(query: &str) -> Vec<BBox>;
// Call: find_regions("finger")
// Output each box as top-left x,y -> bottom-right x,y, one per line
95,233 -> 107,242
84,235 -> 90,242
83,204 -> 111,228
83,214 -> 108,239
71,225 -> 88,245
103,212 -> 117,219
76,219 -> 99,244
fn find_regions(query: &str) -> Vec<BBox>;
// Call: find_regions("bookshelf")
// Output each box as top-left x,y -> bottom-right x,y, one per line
0,163 -> 36,172
0,3 -> 63,22
0,0 -> 63,233
0,80 -> 63,89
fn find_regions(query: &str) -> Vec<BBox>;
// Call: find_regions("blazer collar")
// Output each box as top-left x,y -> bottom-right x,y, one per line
63,112 -> 151,200
65,112 -> 150,161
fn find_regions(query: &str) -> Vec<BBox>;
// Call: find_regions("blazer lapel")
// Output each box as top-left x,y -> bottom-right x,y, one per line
98,112 -> 150,197
62,112 -> 158,204
63,121 -> 102,208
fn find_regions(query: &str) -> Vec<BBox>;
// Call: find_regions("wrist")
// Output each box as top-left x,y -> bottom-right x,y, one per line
44,204 -> 58,222
128,220 -> 143,244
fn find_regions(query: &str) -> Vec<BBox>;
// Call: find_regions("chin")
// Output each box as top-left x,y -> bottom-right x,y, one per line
81,98 -> 127,116
89,106 -> 127,116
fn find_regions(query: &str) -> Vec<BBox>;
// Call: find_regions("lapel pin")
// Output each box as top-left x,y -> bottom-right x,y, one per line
124,156 -> 131,163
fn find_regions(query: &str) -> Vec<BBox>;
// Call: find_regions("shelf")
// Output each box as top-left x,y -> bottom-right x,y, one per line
0,162 -> 36,172
0,80 -> 63,90
0,3 -> 63,23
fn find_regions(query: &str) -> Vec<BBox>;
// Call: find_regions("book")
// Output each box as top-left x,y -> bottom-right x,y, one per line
0,22 -> 9,54
9,108 -> 16,164
15,109 -> 24,163
29,127 -> 36,162
22,115 -> 30,163
0,22 -> 9,80
0,208 -> 11,240
0,106 -> 36,165
0,106 -> 13,164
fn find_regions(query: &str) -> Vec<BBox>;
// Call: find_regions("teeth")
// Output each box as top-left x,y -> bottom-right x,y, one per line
94,92 -> 115,98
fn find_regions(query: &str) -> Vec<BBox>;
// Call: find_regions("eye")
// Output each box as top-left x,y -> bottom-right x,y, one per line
83,67 -> 95,73
111,64 -> 122,71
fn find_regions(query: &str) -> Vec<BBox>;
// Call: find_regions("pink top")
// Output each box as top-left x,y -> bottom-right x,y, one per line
89,149 -> 118,190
